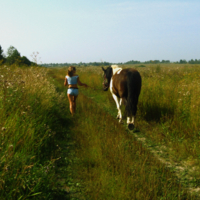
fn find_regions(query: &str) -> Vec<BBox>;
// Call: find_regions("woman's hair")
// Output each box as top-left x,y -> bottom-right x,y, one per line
67,66 -> 76,77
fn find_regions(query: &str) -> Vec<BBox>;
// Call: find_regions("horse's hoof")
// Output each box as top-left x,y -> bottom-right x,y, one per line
119,119 -> 123,124
128,124 -> 134,130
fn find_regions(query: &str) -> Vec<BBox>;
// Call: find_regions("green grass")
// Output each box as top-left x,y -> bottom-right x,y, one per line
1,63 -> 200,199
76,64 -> 200,164
0,65 -> 73,199
70,94 -> 194,199
49,64 -> 200,199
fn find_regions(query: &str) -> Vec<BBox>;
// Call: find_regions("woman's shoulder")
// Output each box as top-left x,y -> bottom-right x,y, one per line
73,74 -> 79,77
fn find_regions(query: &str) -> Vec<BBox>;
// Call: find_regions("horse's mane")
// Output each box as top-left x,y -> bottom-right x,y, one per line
111,65 -> 122,75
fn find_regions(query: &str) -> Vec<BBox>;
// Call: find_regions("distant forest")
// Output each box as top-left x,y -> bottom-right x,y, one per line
0,45 -> 34,66
41,59 -> 200,67
1,45 -> 200,67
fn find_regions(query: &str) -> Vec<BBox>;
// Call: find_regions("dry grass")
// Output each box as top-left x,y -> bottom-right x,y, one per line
0,65 -> 69,199
69,93 -> 193,199
49,64 -> 200,199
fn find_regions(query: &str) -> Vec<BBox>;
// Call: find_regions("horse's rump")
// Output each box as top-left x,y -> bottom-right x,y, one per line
126,69 -> 142,117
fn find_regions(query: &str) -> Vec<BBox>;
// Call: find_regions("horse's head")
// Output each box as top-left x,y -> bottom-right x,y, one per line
102,66 -> 113,91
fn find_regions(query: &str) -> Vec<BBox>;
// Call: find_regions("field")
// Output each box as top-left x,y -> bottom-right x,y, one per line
0,63 -> 200,199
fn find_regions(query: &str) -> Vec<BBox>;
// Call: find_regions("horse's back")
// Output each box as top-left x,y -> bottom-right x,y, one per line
113,68 -> 141,85
112,68 -> 141,98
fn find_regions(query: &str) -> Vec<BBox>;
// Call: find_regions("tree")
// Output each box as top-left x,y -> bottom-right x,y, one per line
6,46 -> 21,65
20,56 -> 32,66
0,45 -> 5,63
179,59 -> 187,64
5,46 -> 32,66
161,60 -> 170,63
125,60 -> 141,64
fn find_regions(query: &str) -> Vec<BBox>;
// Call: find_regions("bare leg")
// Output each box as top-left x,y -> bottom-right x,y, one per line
67,94 -> 78,116
73,96 -> 78,113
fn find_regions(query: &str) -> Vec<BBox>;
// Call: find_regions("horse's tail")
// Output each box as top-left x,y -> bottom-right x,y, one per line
126,70 -> 142,117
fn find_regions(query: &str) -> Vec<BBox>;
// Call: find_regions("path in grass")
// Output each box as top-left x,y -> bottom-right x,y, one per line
80,86 -> 200,198
50,71 -> 197,199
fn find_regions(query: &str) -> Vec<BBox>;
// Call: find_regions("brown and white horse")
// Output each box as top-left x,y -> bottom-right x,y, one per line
102,65 -> 142,130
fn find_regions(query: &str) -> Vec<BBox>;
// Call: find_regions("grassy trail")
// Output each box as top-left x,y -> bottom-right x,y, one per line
2,64 -> 199,199
50,68 -> 197,200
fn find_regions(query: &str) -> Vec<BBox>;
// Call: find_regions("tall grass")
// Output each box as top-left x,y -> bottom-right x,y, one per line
70,93 -> 193,199
137,65 -> 200,162
74,64 -> 200,164
0,65 -> 70,199
50,65 -> 200,199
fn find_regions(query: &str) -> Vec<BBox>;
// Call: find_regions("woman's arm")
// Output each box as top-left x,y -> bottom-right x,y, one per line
77,77 -> 87,87
64,77 -> 68,86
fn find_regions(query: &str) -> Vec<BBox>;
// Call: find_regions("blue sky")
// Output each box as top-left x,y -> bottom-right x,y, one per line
0,0 -> 200,63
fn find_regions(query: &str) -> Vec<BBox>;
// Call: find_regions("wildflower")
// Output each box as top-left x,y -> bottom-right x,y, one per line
27,105 -> 31,109
186,91 -> 190,96
1,127 -> 6,131
8,145 -> 13,152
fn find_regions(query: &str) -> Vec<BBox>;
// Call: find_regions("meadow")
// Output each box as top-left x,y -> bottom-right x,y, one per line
0,63 -> 199,199
0,65 -> 72,199
50,63 -> 200,199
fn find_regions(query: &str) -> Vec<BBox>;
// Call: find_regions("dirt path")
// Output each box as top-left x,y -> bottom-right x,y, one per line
81,87 -> 200,198
131,131 -> 200,196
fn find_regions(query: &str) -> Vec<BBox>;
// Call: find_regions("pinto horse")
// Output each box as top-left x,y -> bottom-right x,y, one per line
102,65 -> 142,130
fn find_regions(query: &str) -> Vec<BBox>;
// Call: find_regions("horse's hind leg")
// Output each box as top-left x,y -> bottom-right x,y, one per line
127,116 -> 135,130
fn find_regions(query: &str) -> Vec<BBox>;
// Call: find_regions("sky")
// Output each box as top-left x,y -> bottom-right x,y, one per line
0,0 -> 200,63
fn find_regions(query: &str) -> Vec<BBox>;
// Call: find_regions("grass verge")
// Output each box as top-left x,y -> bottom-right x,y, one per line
0,65 -> 73,199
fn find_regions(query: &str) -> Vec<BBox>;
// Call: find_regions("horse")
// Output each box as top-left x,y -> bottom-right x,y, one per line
102,65 -> 142,130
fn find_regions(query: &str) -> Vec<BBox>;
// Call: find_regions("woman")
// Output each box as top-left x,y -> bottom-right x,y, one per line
64,66 -> 87,116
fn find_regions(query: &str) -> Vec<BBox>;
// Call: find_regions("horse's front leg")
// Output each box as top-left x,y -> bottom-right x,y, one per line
116,98 -> 123,119
112,94 -> 123,123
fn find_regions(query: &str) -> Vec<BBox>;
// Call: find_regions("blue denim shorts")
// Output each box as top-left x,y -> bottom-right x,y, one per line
67,88 -> 79,96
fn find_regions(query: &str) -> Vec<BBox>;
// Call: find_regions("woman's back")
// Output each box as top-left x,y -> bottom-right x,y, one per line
66,75 -> 79,85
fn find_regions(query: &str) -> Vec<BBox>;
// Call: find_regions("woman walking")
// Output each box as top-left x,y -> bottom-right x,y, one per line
64,66 -> 88,116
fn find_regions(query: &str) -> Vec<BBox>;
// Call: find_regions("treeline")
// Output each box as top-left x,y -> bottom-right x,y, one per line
0,45 -> 34,66
42,59 -> 200,67
124,60 -> 171,64
41,61 -> 112,67
175,59 -> 200,64
1,45 -> 200,67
